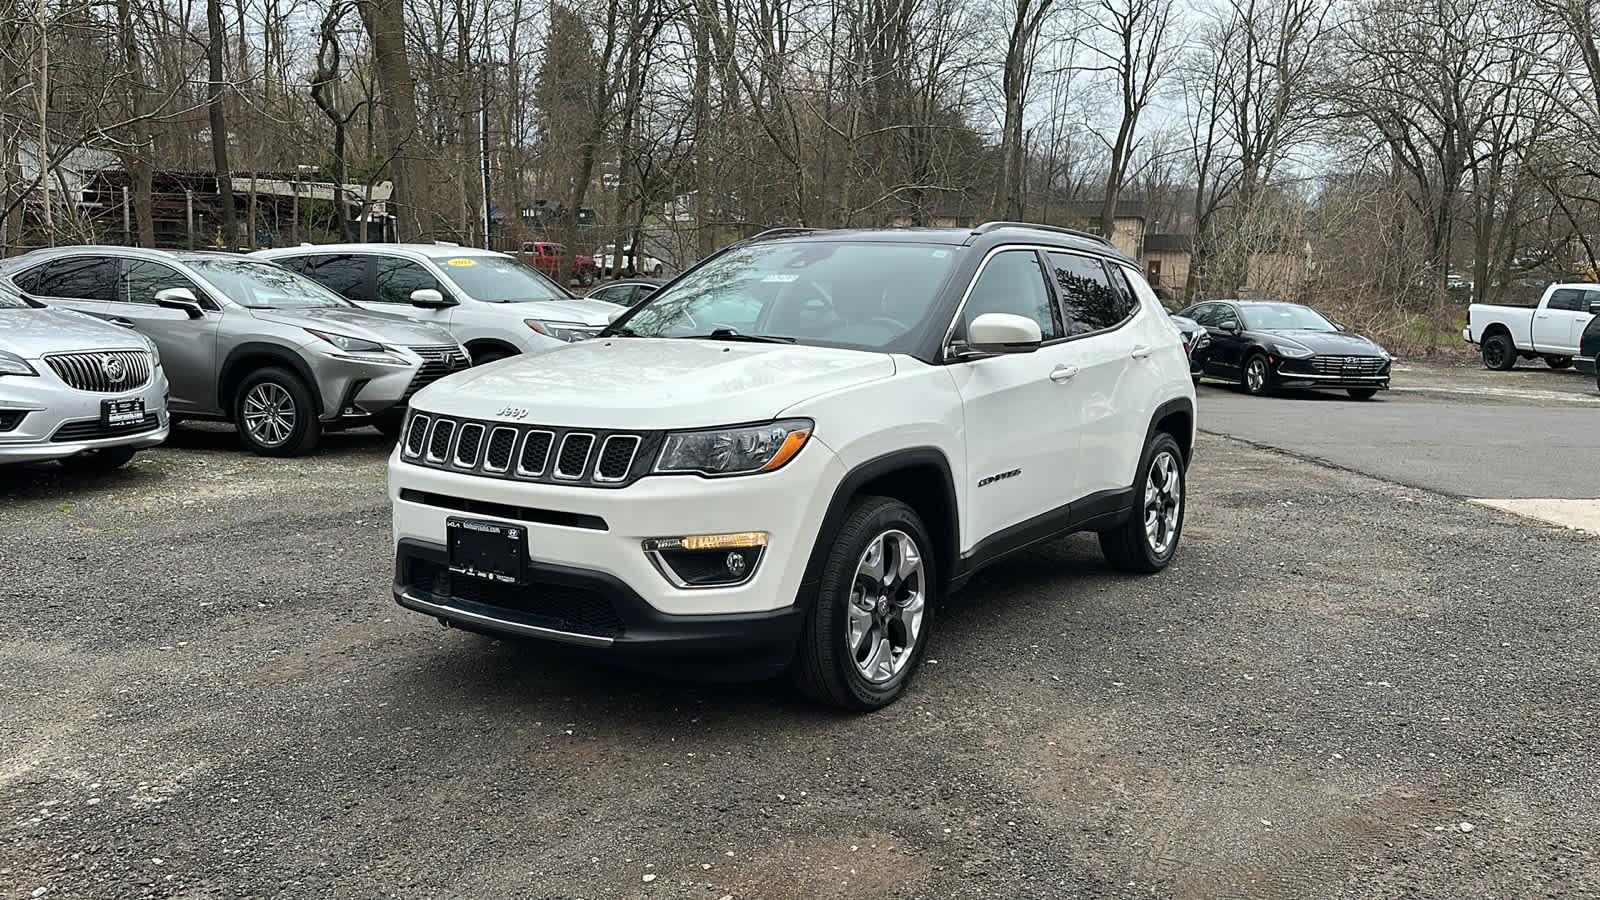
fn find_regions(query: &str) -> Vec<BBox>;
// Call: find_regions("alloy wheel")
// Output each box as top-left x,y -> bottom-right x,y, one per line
1245,358 -> 1267,393
242,382 -> 297,448
1144,450 -> 1182,556
846,529 -> 927,684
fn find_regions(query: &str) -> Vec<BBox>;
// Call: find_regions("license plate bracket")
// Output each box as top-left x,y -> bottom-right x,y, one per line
447,517 -> 528,585
102,398 -> 145,428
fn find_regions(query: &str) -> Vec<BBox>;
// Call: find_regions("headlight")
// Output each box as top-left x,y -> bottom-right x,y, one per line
0,349 -> 36,376
1274,341 -> 1314,359
655,419 -> 813,477
143,337 -> 162,368
526,319 -> 597,342
306,329 -> 387,354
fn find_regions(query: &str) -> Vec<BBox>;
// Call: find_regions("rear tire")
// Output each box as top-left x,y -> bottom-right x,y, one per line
59,446 -> 138,473
789,496 -> 935,711
1099,432 -> 1186,574
1545,355 -> 1573,369
578,269 -> 596,288
1482,333 -> 1516,370
1347,388 -> 1379,400
234,367 -> 321,457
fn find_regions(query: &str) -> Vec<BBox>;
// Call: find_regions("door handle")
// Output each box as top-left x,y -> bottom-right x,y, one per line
109,317 -> 136,328
1131,345 -> 1153,359
1049,365 -> 1079,383
1536,314 -> 1549,319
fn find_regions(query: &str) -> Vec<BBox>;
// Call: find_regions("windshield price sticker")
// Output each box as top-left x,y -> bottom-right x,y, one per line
761,273 -> 799,282
447,258 -> 477,267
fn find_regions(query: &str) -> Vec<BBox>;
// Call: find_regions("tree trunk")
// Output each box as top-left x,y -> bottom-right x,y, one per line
206,0 -> 236,246
359,0 -> 429,241
115,0 -> 155,247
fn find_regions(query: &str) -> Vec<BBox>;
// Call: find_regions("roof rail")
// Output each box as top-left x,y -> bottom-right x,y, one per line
970,220 -> 1113,248
744,227 -> 817,242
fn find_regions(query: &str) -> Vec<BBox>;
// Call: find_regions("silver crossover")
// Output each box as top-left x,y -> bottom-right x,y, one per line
1,247 -> 470,457
0,283 -> 171,471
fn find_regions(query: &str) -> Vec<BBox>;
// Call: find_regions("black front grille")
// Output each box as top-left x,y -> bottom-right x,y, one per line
454,423 -> 485,467
404,414 -> 431,456
0,410 -> 25,433
51,413 -> 161,443
483,427 -> 517,472
407,557 -> 625,638
595,435 -> 639,482
556,433 -> 594,479
402,345 -> 470,403
403,413 -> 657,488
44,350 -> 153,393
427,419 -> 456,461
1308,355 -> 1388,375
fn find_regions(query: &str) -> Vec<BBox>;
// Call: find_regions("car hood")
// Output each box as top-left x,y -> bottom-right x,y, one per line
1261,329 -> 1386,356
250,306 -> 457,347
0,306 -> 149,358
509,297 -> 624,326
411,338 -> 898,429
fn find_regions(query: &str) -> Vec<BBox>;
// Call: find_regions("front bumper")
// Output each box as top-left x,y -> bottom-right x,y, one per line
1462,327 -> 1475,344
309,344 -> 468,424
1272,357 -> 1391,390
387,438 -> 844,667
0,366 -> 171,464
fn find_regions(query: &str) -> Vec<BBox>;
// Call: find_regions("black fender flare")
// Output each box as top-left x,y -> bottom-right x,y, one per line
1145,396 -> 1196,464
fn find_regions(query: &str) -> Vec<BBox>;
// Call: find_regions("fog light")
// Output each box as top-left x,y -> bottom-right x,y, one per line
643,532 -> 768,588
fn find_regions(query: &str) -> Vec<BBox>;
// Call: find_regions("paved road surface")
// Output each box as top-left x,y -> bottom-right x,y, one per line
1197,376 -> 1600,500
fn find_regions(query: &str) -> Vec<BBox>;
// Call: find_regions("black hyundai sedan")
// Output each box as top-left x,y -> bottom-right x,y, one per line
1179,299 -> 1392,399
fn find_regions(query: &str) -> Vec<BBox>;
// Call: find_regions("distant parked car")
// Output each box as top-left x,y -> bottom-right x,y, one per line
1169,314 -> 1206,383
3,248 -> 466,456
1179,299 -> 1392,399
0,281 -> 170,471
256,244 -> 624,365
596,244 -> 664,276
1463,282 -> 1598,371
585,278 -> 663,308
520,241 -> 600,287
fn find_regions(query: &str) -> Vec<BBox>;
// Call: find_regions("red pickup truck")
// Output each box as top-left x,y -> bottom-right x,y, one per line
520,241 -> 600,287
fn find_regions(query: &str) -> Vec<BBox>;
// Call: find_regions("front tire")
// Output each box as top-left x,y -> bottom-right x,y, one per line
235,367 -> 321,457
578,269 -> 596,287
789,496 -> 935,711
1099,432 -> 1186,573
59,446 -> 138,473
1242,353 -> 1272,396
1545,355 -> 1573,369
1482,333 -> 1516,370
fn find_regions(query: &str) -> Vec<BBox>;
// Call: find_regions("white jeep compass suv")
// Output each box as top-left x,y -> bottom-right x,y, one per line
388,223 -> 1196,709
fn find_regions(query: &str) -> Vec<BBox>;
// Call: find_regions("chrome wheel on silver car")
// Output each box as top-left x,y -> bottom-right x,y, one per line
847,529 -> 926,684
1144,450 -> 1182,557
233,367 -> 322,457
242,382 -> 296,448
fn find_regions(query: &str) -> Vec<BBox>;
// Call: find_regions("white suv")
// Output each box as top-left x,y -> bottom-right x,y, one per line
387,223 -> 1196,709
254,244 -> 625,364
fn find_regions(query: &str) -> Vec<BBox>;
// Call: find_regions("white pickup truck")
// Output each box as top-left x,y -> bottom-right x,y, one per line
1464,283 -> 1599,370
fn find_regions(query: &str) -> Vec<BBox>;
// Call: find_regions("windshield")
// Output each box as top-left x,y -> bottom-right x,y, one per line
189,259 -> 353,309
434,255 -> 571,302
616,241 -> 957,351
1240,302 -> 1336,332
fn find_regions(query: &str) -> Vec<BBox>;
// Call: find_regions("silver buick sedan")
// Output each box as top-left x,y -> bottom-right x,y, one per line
0,283 -> 170,471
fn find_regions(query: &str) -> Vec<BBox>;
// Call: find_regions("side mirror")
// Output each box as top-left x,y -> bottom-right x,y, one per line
607,308 -> 627,324
1589,301 -> 1600,314
155,287 -> 205,319
410,288 -> 454,309
1334,323 -> 1347,332
1218,320 -> 1240,333
967,313 -> 1043,353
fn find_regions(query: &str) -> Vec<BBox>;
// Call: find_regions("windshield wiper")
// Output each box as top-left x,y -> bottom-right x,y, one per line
682,328 -> 795,344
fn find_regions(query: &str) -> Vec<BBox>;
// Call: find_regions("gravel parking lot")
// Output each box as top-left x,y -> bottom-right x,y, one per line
3,404 -> 1598,898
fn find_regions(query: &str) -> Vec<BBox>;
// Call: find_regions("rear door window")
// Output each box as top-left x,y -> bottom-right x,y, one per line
295,254 -> 371,301
30,257 -> 118,301
1047,251 -> 1129,335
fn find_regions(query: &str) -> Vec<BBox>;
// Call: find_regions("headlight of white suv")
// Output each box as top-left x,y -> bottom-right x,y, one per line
655,419 -> 813,477
525,319 -> 596,342
1273,341 -> 1314,359
0,349 -> 37,376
